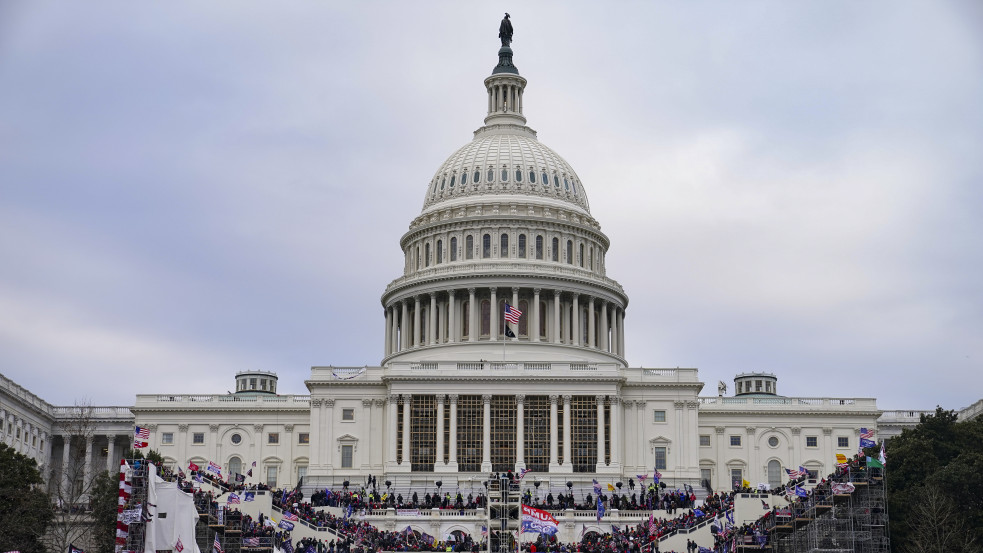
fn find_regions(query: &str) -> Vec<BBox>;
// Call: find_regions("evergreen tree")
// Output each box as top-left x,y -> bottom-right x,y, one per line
0,443 -> 54,553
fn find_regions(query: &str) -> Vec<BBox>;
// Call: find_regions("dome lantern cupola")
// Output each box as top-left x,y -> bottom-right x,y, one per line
484,46 -> 528,127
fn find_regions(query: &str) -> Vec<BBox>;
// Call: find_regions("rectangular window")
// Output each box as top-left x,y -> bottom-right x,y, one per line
161,432 -> 174,445
654,446 -> 667,470
297,466 -> 307,482
700,468 -> 711,483
806,436 -> 818,447
192,432 -> 204,444
268,432 -> 280,444
298,433 -> 310,444
40,439 -> 44,452
653,410 -> 666,423
266,466 -> 277,488
341,445 -> 354,468
731,469 -> 743,488
730,435 -> 742,447
342,409 -> 355,421
838,437 -> 849,448
699,435 -> 711,447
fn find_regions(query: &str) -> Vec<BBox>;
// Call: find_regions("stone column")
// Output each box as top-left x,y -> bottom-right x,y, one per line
61,436 -> 72,496
435,395 -> 445,468
448,290 -> 457,343
391,305 -> 399,353
385,306 -> 392,356
106,435 -> 116,472
490,288 -> 498,341
572,294 -> 580,346
562,395 -> 572,469
600,302 -> 609,352
83,437 -> 94,487
610,398 -> 621,468
402,396 -> 411,466
429,294 -> 437,345
587,296 -> 596,348
532,288 -> 541,342
481,394 -> 492,472
413,296 -> 422,347
401,301 -> 409,350
516,395 -> 525,470
448,395 -> 459,469
619,309 -> 625,356
387,396 -> 398,466
512,287 -> 519,313
468,288 -> 477,342
552,290 -> 562,344
596,396 -> 606,470
549,395 -> 559,469
324,400 -> 335,469
674,401 -> 685,472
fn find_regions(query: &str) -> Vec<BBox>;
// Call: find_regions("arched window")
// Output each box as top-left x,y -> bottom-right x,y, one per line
539,301 -> 548,338
501,167 -> 509,181
450,237 -> 458,261
579,243 -> 584,267
416,246 -> 421,270
551,237 -> 559,262
425,243 -> 431,267
515,168 -> 522,182
529,170 -> 536,183
535,236 -> 543,260
462,300 -> 470,337
229,456 -> 242,478
480,300 -> 490,336
542,172 -> 549,186
440,177 -> 446,190
449,175 -> 455,188
466,235 -> 474,259
588,247 -> 593,270
461,172 -> 467,185
566,240 -> 573,264
473,169 -> 480,183
518,234 -> 526,258
768,460 -> 782,489
564,177 -> 570,190
487,167 -> 494,182
571,180 -> 578,195
554,175 -> 560,188
519,299 -> 529,336
482,234 -> 491,258
500,233 -> 509,257
436,240 -> 443,264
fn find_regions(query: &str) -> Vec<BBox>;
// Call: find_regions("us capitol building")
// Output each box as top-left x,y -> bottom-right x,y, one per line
4,32 -> 978,504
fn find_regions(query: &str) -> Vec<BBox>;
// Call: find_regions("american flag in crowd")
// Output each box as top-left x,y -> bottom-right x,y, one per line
516,468 -> 530,480
243,538 -> 260,547
134,426 -> 150,440
227,493 -> 241,504
213,536 -> 224,553
504,303 -> 522,324
860,428 -> 874,439
480,526 -> 488,537
207,461 -> 222,475
785,467 -> 802,479
282,512 -> 299,522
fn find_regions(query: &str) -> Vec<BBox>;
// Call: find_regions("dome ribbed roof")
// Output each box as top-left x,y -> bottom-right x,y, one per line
422,132 -> 591,214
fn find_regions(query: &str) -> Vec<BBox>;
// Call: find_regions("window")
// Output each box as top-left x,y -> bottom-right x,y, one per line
654,446 -> 667,470
260,378 -> 267,391
730,435 -> 742,447
487,168 -> 494,182
161,433 -> 173,445
515,168 -> 522,182
297,466 -> 307,482
268,433 -> 280,444
460,172 -> 467,185
298,433 -> 310,444
466,235 -> 473,259
229,457 -> 241,476
250,378 -> 257,390
564,177 -> 570,190
482,234 -> 491,258
231,433 -> 242,445
768,436 -> 779,447
566,240 -> 573,264
768,460 -> 782,489
450,237 -> 457,261
554,175 -> 560,188
425,243 -> 430,267
449,175 -> 455,188
341,445 -> 354,468
501,167 -> 509,181
342,409 -> 355,421
806,436 -> 818,447
193,432 -> 204,444
579,243 -> 584,267
731,469 -> 743,488
699,435 -> 711,447
653,410 -> 666,423
440,177 -> 446,190
518,234 -> 526,258
473,169 -> 480,183
535,236 -> 543,259
838,437 -> 849,448
541,172 -> 548,185
40,439 -> 44,451
266,466 -> 277,488
529,170 -> 536,183
551,238 -> 559,262
500,233 -> 509,257
700,468 -> 711,484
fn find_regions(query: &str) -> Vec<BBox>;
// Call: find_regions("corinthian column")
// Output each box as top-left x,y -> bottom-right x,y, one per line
413,296 -> 422,347
587,296 -> 596,348
532,289 -> 541,342
481,395 -> 492,472
516,395 -> 525,471
448,395 -> 459,469
596,396 -> 606,471
468,288 -> 477,342
552,290 -> 561,344
401,396 -> 411,466
429,293 -> 437,345
448,290 -> 457,343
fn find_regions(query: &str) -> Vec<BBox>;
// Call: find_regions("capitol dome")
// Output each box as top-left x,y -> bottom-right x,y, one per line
380,44 -> 628,367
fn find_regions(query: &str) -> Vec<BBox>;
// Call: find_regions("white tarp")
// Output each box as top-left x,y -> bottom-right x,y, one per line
144,464 -> 202,553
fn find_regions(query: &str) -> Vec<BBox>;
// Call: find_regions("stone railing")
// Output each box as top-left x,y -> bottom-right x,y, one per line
877,409 -> 934,423
0,372 -> 54,414
697,396 -> 878,409
386,361 -> 619,374
135,394 -> 311,407
51,406 -> 133,419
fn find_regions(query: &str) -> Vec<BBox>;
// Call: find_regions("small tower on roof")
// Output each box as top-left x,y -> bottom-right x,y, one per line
734,372 -> 779,396
234,370 -> 278,395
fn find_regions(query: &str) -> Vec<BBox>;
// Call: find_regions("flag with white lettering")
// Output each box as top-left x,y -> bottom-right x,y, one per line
521,505 -> 558,536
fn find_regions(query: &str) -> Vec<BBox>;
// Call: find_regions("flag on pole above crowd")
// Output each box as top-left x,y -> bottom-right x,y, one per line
654,470 -> 662,484
636,474 -> 648,483
879,442 -> 887,466
244,492 -> 255,502
213,536 -> 224,553
188,462 -> 200,472
592,479 -> 601,493
835,454 -> 849,467
517,468 -> 530,480
133,426 -> 149,449
227,493 -> 241,504
785,467 -> 802,479
520,505 -> 559,536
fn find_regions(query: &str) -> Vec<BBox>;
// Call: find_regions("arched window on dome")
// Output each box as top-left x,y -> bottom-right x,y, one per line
441,177 -> 446,191
551,237 -> 559,262
425,243 -> 431,267
461,172 -> 467,186
579,244 -> 584,268
501,166 -> 509,182
566,240 -> 573,265
436,240 -> 443,264
554,174 -> 560,188
571,180 -> 578,196
588,246 -> 593,271
500,233 -> 509,258
535,235 -> 543,260
482,234 -> 491,259
517,234 -> 526,258
450,237 -> 458,262
450,175 -> 455,188
564,177 -> 570,191
416,246 -> 421,270
515,168 -> 522,182
473,169 -> 480,183
529,169 -> 536,184
480,300 -> 490,337
466,235 -> 474,260
542,172 -> 549,186
487,167 -> 494,182
519,299 -> 529,336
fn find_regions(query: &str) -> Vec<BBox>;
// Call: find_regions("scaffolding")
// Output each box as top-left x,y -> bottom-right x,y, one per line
488,475 -> 521,553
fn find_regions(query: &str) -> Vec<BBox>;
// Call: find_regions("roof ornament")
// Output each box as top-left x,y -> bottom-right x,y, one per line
499,13 -> 513,47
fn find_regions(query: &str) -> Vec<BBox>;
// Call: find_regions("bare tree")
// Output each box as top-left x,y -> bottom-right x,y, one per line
902,485 -> 979,553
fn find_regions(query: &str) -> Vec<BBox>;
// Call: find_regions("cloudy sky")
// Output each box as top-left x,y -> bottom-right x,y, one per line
1,2 -> 981,411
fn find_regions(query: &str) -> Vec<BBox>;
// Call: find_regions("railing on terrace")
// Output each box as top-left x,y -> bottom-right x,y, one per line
383,262 -> 626,296
0,373 -> 53,413
51,406 -> 133,418
389,361 -> 619,373
139,394 -> 311,405
698,396 -> 877,408
877,409 -> 934,422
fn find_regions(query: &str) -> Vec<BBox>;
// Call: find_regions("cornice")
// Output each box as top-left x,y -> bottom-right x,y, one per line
382,270 -> 627,306
401,214 -> 609,249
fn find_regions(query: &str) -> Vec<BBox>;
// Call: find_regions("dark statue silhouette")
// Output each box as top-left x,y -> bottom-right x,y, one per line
499,13 -> 513,47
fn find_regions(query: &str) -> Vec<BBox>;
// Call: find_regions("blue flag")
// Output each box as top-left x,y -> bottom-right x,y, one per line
592,479 -> 601,494
278,520 -> 294,531
596,501 -> 605,521
693,508 -> 705,517
794,485 -> 808,498
244,492 -> 255,502
345,503 -> 354,519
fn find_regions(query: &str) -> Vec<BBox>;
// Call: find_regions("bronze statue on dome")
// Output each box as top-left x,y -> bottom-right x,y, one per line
499,13 -> 513,47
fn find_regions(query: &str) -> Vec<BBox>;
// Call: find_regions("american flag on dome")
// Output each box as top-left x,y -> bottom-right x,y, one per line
504,303 -> 522,324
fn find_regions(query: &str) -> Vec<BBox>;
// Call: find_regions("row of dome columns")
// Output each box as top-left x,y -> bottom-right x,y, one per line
488,82 -> 523,115
383,287 -> 625,357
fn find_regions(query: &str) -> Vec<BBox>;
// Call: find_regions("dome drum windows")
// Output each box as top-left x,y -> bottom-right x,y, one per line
551,238 -> 559,262
449,174 -> 456,188
425,243 -> 431,267
529,169 -> 536,184
500,233 -> 509,258
482,234 -> 491,259
518,234 -> 526,258
473,169 -> 480,183
501,166 -> 509,182
466,235 -> 474,260
515,167 -> 522,182
450,237 -> 458,262
460,172 -> 467,185
436,240 -> 443,264
554,174 -> 560,188
535,236 -> 544,260
566,240 -> 573,265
